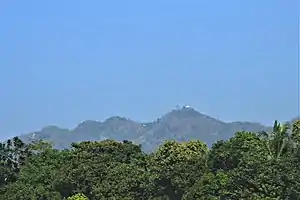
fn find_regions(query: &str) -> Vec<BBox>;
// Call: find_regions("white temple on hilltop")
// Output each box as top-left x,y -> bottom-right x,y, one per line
175,104 -> 192,110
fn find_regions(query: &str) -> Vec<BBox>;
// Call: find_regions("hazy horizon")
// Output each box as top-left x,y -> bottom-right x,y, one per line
0,0 -> 299,140
2,105 -> 299,141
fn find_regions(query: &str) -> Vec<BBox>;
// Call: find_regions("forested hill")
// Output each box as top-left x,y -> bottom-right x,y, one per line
1,120 -> 300,199
17,106 -> 271,151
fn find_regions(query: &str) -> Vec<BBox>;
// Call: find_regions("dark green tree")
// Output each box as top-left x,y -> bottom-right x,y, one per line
148,140 -> 208,200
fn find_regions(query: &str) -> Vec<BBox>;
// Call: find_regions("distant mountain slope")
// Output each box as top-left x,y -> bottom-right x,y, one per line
17,106 -> 272,151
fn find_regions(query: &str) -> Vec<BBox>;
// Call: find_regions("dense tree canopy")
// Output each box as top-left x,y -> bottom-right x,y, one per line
1,120 -> 300,200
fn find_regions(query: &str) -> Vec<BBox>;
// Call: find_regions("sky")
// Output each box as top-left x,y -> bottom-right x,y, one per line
0,0 -> 299,140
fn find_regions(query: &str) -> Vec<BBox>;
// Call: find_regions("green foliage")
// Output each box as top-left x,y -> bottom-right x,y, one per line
67,193 -> 89,200
208,131 -> 267,172
148,140 -> 208,199
183,171 -> 230,200
1,120 -> 300,199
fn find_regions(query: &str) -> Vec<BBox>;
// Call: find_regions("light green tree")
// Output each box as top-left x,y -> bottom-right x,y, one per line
258,120 -> 300,160
148,140 -> 209,200
67,193 -> 89,200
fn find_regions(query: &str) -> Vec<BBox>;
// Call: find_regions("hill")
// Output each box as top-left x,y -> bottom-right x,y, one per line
17,106 -> 271,152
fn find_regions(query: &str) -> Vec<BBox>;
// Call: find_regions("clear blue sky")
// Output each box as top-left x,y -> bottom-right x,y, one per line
0,0 -> 299,140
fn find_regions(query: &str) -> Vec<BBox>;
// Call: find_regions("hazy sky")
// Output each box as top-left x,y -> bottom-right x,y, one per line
0,0 -> 299,140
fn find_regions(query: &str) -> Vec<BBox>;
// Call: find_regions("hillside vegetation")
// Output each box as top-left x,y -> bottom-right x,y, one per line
18,107 -> 270,152
1,119 -> 300,199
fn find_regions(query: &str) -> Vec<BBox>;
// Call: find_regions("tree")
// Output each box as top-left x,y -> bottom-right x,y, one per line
67,193 -> 89,200
183,171 -> 230,200
207,129 -> 300,199
208,131 -> 267,172
1,145 -> 69,200
258,120 -> 300,160
148,140 -> 208,200
92,163 -> 150,200
54,140 -> 149,200
0,137 -> 31,191
291,119 -> 300,145
258,120 -> 291,160
2,121 -> 300,200
205,132 -> 269,199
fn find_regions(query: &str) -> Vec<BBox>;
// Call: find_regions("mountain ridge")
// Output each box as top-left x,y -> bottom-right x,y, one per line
13,106 -> 287,151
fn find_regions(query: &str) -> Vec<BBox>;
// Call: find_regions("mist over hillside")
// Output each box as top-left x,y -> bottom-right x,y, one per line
12,106 -> 277,152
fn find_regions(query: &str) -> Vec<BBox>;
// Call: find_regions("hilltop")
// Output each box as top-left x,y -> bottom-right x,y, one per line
17,106 -> 271,152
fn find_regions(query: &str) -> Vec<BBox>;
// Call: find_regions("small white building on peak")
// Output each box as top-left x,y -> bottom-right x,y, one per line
175,104 -> 192,110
